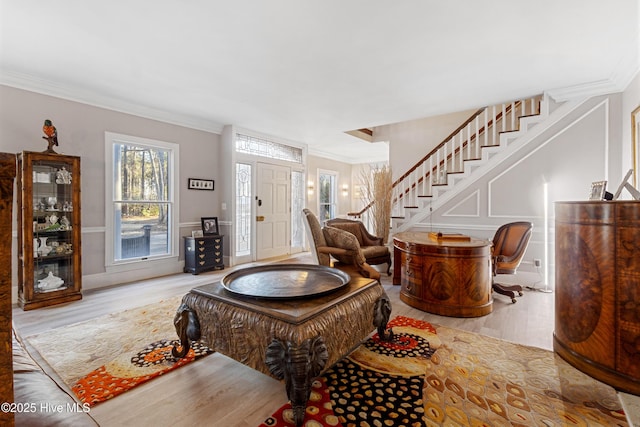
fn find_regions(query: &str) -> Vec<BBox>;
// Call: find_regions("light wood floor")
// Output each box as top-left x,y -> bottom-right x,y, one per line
8,253 -> 617,426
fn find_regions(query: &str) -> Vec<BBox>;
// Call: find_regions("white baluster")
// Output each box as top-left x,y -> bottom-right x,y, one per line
475,116 -> 479,152
435,149 -> 440,184
458,134 -> 463,172
422,160 -> 427,194
428,156 -> 433,194
410,169 -> 416,206
443,142 -> 448,178
492,105 -> 497,146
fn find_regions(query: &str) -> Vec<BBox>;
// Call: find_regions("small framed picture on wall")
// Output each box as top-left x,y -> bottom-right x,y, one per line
188,178 -> 214,191
201,217 -> 219,235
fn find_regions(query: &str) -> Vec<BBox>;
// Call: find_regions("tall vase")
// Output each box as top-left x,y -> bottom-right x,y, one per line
38,236 -> 51,256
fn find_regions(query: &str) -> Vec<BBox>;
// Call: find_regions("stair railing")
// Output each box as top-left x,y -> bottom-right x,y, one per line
389,95 -> 542,218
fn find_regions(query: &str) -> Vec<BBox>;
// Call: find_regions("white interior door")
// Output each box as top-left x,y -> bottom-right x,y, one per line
256,162 -> 290,259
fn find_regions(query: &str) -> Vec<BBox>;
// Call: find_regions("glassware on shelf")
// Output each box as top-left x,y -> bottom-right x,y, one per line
47,213 -> 59,225
55,167 -> 72,184
37,272 -> 65,291
38,237 -> 51,256
47,196 -> 57,211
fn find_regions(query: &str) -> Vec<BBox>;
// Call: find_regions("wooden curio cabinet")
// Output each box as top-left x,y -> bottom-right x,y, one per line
17,151 -> 82,310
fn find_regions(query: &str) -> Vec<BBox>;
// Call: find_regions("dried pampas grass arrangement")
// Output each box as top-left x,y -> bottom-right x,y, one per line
359,164 -> 392,243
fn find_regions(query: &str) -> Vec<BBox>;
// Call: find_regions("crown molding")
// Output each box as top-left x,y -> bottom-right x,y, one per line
548,49 -> 640,102
0,70 -> 225,134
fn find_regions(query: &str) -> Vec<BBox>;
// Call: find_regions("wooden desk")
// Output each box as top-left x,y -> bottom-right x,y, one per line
393,231 -> 493,317
172,265 -> 391,426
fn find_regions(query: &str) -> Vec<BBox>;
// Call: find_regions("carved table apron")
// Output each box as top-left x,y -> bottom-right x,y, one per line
172,269 -> 391,426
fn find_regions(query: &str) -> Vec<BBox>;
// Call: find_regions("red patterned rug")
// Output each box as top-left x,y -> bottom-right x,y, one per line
24,295 -> 215,407
72,338 -> 213,406
259,316 -> 629,427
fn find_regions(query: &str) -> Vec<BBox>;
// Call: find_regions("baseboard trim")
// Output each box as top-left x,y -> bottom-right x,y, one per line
83,260 -> 185,291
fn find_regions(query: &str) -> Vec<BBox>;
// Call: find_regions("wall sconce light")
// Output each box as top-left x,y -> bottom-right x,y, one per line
307,180 -> 314,195
342,184 -> 349,196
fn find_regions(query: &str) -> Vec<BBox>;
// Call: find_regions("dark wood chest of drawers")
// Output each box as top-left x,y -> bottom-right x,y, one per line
183,235 -> 224,274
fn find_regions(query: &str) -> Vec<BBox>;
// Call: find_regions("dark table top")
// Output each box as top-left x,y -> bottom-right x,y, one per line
190,264 -> 380,324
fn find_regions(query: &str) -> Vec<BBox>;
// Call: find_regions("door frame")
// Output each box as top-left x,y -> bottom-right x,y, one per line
234,158 -> 306,264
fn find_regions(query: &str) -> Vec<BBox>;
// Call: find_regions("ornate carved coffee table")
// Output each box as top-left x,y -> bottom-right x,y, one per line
172,264 -> 391,426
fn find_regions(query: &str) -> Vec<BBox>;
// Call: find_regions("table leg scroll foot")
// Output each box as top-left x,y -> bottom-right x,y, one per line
172,303 -> 202,358
265,336 -> 328,427
374,293 -> 393,341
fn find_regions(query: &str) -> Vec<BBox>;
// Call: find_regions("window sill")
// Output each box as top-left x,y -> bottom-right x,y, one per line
105,255 -> 179,274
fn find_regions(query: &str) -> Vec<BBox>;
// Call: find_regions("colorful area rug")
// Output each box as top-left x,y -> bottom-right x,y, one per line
260,317 -> 629,427
25,299 -> 631,426
25,295 -> 213,407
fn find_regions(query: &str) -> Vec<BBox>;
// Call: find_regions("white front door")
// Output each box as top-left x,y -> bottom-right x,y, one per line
256,162 -> 290,259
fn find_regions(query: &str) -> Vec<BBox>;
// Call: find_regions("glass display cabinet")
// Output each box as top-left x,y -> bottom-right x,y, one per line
17,151 -> 82,310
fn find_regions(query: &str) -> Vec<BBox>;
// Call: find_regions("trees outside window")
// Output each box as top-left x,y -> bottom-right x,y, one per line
318,171 -> 337,222
107,133 -> 177,263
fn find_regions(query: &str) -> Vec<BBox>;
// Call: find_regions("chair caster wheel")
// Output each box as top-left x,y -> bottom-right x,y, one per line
518,291 -> 523,296
511,298 -> 517,303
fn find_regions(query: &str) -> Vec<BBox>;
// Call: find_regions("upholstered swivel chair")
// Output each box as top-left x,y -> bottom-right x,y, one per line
491,221 -> 533,303
302,209 -> 380,280
325,218 -> 392,275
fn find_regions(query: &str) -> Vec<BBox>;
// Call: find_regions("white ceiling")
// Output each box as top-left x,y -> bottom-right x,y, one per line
1,1 -> 638,163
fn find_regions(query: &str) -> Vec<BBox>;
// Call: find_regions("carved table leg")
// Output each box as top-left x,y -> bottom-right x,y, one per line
265,336 -> 328,427
172,302 -> 202,357
374,293 -> 393,341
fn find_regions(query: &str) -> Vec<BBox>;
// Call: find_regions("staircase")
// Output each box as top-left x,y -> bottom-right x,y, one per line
390,94 -> 549,232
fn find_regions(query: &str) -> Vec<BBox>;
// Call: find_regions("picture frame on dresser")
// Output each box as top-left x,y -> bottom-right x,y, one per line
201,216 -> 219,235
588,181 -> 607,200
